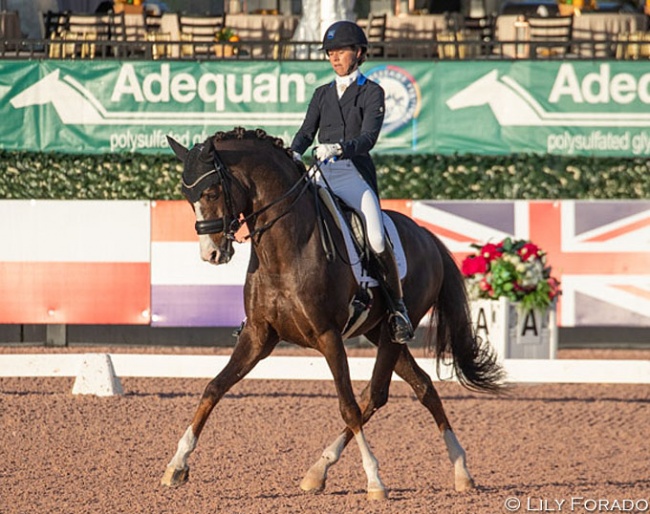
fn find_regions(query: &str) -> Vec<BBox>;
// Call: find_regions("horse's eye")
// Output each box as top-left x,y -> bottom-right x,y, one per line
204,190 -> 219,202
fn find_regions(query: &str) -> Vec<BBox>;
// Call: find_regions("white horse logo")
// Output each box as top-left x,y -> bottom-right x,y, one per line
10,70 -> 105,124
446,70 -> 650,127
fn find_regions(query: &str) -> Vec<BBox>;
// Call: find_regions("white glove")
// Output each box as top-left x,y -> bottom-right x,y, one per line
315,143 -> 342,163
291,151 -> 303,164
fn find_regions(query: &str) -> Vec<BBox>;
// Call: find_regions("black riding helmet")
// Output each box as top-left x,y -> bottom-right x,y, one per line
321,20 -> 368,51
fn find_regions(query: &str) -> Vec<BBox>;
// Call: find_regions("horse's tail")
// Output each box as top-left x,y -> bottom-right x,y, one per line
428,234 -> 505,393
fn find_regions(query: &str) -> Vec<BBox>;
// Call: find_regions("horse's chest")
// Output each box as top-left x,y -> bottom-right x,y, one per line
248,271 -> 339,324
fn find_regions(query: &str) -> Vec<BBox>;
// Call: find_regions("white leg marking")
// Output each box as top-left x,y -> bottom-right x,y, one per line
443,429 -> 475,491
322,431 -> 347,464
300,432 -> 347,492
167,425 -> 197,470
354,431 -> 385,496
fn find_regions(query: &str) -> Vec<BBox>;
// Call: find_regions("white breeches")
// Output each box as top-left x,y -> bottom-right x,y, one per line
315,159 -> 386,254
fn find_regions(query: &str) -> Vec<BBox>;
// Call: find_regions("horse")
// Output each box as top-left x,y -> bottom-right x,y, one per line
161,127 -> 504,500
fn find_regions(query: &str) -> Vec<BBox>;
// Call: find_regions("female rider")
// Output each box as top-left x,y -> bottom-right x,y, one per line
290,20 -> 413,344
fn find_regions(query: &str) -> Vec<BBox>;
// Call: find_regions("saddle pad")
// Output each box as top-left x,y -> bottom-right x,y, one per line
318,187 -> 407,287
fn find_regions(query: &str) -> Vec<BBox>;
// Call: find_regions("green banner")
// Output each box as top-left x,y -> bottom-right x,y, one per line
437,61 -> 650,157
1,60 -> 648,156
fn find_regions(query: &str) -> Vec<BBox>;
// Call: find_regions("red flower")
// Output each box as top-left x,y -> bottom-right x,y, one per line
518,242 -> 540,261
547,277 -> 561,299
479,277 -> 492,293
480,243 -> 502,262
461,255 -> 488,276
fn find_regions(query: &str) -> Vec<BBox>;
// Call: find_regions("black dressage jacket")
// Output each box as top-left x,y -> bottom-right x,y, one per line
290,73 -> 385,195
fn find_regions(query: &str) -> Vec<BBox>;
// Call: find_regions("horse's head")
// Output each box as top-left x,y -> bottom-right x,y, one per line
168,135 -> 240,265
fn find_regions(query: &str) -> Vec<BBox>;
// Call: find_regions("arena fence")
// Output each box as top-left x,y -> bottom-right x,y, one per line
1,353 -> 648,396
0,38 -> 644,62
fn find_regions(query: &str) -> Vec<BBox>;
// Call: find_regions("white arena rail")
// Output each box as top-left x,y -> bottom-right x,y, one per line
1,354 -> 649,396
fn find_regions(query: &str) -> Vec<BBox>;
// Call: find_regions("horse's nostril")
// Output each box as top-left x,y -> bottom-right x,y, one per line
210,251 -> 217,262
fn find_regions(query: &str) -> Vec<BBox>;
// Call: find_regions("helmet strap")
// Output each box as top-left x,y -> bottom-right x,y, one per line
345,47 -> 362,75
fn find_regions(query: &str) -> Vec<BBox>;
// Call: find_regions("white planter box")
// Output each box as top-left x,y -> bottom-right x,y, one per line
470,297 -> 558,361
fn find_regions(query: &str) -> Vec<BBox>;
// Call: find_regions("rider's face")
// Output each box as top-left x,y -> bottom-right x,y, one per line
327,47 -> 359,76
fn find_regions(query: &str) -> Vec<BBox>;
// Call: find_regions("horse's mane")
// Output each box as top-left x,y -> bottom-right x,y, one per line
212,127 -> 295,162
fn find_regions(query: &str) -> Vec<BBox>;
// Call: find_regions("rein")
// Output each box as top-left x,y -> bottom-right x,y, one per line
188,144 -> 353,265
241,168 -> 312,242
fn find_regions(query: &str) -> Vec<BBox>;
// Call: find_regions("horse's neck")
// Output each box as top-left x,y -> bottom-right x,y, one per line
244,176 -> 319,271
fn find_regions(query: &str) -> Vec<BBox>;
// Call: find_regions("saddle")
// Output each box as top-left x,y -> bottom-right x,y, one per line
316,186 -> 407,338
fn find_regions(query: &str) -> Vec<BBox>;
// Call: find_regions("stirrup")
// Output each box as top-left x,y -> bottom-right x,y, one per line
389,310 -> 414,344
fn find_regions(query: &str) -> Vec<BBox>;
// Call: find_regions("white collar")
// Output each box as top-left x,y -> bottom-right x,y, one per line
335,69 -> 360,89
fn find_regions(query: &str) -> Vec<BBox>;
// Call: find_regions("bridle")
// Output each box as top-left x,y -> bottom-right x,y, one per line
184,146 -> 312,245
183,153 -> 239,238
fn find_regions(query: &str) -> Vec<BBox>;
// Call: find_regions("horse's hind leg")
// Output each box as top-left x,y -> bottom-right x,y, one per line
317,330 -> 388,500
393,349 -> 475,492
302,344 -> 475,493
301,337 -> 402,495
161,326 -> 278,487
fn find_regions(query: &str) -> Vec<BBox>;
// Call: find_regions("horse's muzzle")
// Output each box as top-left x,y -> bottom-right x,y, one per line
217,250 -> 233,264
216,238 -> 234,264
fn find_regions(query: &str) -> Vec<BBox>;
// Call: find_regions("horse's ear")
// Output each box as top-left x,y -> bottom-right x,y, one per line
167,136 -> 188,162
199,140 -> 214,162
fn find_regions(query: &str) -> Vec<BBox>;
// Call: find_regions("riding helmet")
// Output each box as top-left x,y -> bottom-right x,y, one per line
321,21 -> 368,51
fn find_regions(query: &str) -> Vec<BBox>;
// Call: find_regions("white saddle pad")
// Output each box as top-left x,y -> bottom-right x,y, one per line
318,187 -> 407,287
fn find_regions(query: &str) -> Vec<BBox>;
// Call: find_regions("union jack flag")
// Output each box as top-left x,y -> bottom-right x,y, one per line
407,200 -> 650,327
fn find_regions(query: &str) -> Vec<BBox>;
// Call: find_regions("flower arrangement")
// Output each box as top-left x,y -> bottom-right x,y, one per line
213,28 -> 240,58
556,0 -> 598,14
216,28 -> 240,42
461,237 -> 561,311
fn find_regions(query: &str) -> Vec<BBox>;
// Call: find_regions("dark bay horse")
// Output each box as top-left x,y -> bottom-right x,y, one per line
161,127 -> 503,500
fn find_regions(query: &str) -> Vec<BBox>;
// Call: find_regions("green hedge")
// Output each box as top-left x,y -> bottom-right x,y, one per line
1,150 -> 648,200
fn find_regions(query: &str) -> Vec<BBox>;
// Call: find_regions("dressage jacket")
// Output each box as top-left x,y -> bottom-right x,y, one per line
291,73 -> 385,194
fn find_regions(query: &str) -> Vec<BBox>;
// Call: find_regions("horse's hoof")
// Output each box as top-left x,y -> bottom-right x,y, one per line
160,466 -> 189,487
454,475 -> 475,492
367,488 -> 388,501
299,475 -> 325,493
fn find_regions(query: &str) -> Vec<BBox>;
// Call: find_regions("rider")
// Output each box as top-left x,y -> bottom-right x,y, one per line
290,20 -> 414,344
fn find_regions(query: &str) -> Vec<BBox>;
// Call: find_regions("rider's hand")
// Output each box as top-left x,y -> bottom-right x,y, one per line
315,144 -> 342,162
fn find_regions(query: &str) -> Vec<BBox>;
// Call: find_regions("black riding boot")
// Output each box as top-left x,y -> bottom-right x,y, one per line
376,247 -> 414,344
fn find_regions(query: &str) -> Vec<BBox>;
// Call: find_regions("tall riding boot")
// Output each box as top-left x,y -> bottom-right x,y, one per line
375,247 -> 414,344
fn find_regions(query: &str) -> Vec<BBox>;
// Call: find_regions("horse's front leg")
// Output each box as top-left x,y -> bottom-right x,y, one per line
301,334 -> 401,496
160,324 -> 278,487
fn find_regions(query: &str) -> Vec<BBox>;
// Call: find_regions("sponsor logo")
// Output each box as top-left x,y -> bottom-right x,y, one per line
446,65 -> 650,127
9,65 -> 313,126
367,65 -> 421,134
